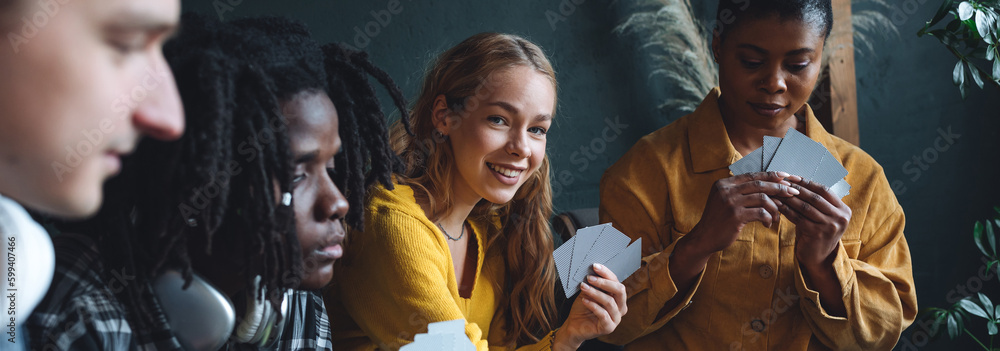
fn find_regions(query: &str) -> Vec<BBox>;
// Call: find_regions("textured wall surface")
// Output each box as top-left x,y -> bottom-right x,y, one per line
182,1 -> 1000,349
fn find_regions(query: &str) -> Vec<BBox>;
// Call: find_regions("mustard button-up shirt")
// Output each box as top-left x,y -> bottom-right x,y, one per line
598,88 -> 917,350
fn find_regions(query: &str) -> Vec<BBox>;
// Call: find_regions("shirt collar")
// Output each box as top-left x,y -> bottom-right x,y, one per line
687,87 -> 840,174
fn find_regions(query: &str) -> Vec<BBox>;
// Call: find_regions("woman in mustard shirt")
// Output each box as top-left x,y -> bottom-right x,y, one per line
328,33 -> 628,350
598,0 -> 916,350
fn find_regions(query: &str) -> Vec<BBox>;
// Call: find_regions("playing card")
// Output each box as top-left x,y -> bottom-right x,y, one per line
427,319 -> 465,335
553,235 -> 575,291
570,226 -> 631,286
765,129 -> 828,180
829,178 -> 851,198
569,224 -> 605,286
729,147 -> 764,175
762,136 -> 782,170
603,238 -> 642,284
730,129 -> 851,201
809,152 -> 849,189
409,333 -> 459,351
402,319 -> 476,351
557,223 -> 642,298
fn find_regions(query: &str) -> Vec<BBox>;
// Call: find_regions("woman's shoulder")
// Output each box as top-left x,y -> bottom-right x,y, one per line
825,135 -> 886,179
360,181 -> 438,239
365,181 -> 421,214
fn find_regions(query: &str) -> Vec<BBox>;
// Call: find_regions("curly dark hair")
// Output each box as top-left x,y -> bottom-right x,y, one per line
57,12 -> 411,336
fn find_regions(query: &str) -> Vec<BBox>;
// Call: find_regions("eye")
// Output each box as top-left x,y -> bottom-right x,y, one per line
292,174 -> 306,185
528,126 -> 547,135
740,59 -> 763,69
487,115 -> 507,125
105,32 -> 147,55
786,63 -> 809,72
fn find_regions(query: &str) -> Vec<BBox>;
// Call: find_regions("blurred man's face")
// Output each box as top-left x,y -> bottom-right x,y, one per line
0,0 -> 184,218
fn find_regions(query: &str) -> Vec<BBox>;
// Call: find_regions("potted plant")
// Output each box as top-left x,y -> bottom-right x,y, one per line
924,207 -> 1000,349
919,0 -> 1000,98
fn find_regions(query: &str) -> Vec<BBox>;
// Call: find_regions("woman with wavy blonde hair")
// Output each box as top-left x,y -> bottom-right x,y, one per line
327,32 -> 627,350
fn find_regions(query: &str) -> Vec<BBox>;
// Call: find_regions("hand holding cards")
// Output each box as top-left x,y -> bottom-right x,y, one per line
553,223 -> 641,299
729,128 -> 850,198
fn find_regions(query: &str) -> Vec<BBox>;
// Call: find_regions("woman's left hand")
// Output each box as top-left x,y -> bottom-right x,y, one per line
775,177 -> 852,269
555,263 -> 628,350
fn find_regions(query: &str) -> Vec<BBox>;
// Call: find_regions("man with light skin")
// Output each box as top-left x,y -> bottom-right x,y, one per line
0,0 -> 184,348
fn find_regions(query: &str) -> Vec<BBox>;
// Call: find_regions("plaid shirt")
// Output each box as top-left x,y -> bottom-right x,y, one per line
27,233 -> 333,351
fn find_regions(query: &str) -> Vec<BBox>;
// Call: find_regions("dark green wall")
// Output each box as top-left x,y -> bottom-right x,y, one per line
181,1 -> 1000,349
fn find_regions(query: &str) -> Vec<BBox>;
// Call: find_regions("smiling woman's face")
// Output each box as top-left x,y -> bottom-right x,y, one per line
281,90 -> 348,290
436,65 -> 555,205
713,15 -> 826,124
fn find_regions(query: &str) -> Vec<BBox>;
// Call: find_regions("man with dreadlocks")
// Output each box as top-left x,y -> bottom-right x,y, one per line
26,13 -> 408,351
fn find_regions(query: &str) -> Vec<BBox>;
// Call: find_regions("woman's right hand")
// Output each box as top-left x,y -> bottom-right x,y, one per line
684,171 -> 799,256
554,263 -> 628,350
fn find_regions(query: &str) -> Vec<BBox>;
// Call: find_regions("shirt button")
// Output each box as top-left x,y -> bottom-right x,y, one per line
758,264 -> 774,279
750,319 -> 766,332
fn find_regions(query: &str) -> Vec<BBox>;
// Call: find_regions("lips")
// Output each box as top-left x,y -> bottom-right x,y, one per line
486,162 -> 524,178
311,226 -> 346,261
748,102 -> 786,117
313,244 -> 342,260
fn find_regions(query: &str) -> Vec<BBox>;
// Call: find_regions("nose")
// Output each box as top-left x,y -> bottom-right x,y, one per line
316,174 -> 349,222
758,66 -> 787,95
133,54 -> 184,141
505,130 -> 531,158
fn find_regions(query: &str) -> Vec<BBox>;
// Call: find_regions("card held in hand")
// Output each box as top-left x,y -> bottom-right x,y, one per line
554,223 -> 643,298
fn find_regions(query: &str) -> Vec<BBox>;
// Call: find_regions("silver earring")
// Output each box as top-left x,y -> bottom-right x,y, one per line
281,192 -> 292,206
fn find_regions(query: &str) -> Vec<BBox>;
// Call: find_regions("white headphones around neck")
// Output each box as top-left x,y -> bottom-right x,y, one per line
153,271 -> 290,350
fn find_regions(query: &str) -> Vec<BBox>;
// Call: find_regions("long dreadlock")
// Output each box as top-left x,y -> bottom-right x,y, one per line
54,12 -> 410,336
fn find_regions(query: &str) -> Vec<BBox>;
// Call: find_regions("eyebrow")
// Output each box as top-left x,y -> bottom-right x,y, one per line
294,151 -> 318,164
488,101 -> 519,114
488,101 -> 552,121
107,10 -> 179,39
737,44 -> 815,56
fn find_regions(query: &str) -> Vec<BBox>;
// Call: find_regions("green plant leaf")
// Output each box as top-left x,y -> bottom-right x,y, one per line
988,219 -> 998,257
980,292 -> 995,318
949,18 -> 965,32
988,260 -> 999,275
965,18 -> 983,38
971,62 -> 986,88
976,221 -> 989,256
988,45 -> 996,60
995,304 -> 1000,321
955,60 -> 967,86
929,0 -> 958,28
960,1 -> 975,21
978,10 -> 995,44
994,58 -> 1000,81
990,321 -> 999,335
948,312 -> 961,339
961,298 -> 991,319
994,205 -> 1000,216
931,28 -> 962,46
